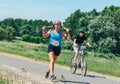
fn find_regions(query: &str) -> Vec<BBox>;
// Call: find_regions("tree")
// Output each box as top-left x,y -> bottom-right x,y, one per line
5,26 -> 15,40
19,25 -> 32,36
88,14 -> 118,54
0,27 -> 6,40
88,9 -> 99,17
0,18 -> 14,28
113,9 -> 120,54
98,37 -> 117,53
101,5 -> 119,17
14,18 -> 25,36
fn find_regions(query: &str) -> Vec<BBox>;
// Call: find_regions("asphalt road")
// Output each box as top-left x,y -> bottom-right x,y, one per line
0,53 -> 120,84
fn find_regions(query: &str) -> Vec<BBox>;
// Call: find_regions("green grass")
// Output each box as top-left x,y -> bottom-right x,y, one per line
0,40 -> 120,77
0,77 -> 7,84
0,75 -> 10,84
87,55 -> 120,77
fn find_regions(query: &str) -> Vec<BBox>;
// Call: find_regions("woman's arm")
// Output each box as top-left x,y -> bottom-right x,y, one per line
62,28 -> 71,41
42,26 -> 53,38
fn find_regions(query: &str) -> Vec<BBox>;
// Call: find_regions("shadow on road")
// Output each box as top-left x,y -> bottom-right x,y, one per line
53,79 -> 90,84
75,73 -> 106,79
86,74 -> 106,79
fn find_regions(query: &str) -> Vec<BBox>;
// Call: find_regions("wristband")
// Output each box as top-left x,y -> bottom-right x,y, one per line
66,32 -> 70,34
65,32 -> 70,39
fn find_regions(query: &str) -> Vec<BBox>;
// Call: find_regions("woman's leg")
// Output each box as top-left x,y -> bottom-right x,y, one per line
48,52 -> 58,76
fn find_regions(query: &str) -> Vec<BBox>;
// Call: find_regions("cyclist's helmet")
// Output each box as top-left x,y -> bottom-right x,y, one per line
53,20 -> 61,25
79,29 -> 84,33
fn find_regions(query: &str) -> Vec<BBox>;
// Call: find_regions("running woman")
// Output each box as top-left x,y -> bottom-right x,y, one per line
42,20 -> 71,80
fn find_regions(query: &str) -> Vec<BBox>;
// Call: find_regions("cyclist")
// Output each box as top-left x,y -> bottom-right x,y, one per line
42,20 -> 71,80
73,29 -> 91,64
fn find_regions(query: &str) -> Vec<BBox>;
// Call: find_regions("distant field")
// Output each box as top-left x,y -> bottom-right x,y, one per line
0,40 -> 120,77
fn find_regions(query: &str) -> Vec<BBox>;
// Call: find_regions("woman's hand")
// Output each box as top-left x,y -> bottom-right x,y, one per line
63,27 -> 70,33
42,26 -> 53,38
42,26 -> 53,30
42,26 -> 46,30
66,28 -> 70,33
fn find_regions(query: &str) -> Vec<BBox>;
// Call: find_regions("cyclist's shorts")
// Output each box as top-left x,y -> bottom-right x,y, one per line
73,46 -> 84,55
48,44 -> 61,56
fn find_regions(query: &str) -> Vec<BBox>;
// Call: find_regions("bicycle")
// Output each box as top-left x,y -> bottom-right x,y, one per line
70,46 -> 87,76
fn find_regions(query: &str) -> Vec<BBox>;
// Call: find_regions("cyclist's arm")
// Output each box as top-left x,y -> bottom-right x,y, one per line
85,40 -> 91,47
42,26 -> 53,38
73,39 -> 77,45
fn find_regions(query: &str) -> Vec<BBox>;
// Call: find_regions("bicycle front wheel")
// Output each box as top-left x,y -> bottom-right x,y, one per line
80,57 -> 87,76
70,56 -> 77,74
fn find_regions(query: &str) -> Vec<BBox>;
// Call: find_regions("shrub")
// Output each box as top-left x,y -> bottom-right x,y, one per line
30,36 -> 35,43
22,34 -> 31,42
62,40 -> 73,50
40,37 -> 49,44
98,37 -> 117,54
34,37 -> 40,43
22,35 -> 41,43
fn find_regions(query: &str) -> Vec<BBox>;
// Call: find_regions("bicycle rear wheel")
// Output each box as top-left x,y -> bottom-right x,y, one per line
80,57 -> 87,76
70,56 -> 77,74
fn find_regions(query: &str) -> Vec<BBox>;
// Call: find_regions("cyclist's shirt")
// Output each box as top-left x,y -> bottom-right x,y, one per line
49,30 -> 62,47
75,34 -> 87,44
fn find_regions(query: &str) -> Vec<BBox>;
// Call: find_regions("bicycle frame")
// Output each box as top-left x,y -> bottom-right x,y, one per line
70,46 -> 87,76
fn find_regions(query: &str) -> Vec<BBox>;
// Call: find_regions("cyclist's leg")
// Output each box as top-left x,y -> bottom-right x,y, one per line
74,52 -> 79,62
80,50 -> 87,76
73,46 -> 79,63
79,50 -> 84,61
78,47 -> 84,67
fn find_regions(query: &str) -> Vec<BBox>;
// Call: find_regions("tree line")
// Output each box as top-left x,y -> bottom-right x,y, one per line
0,18 -> 52,43
0,5 -> 119,55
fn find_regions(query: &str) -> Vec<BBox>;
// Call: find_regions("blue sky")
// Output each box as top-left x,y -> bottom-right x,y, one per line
0,0 -> 120,22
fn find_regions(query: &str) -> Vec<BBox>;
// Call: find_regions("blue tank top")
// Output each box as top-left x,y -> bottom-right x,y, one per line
49,30 -> 62,46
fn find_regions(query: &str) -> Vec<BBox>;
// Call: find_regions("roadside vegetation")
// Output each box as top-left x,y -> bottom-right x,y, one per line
0,40 -> 120,77
0,77 -> 7,84
0,67 -> 37,84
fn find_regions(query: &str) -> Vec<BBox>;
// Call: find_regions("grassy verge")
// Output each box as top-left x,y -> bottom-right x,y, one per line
87,53 -> 120,77
0,40 -> 120,77
0,77 -> 7,84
